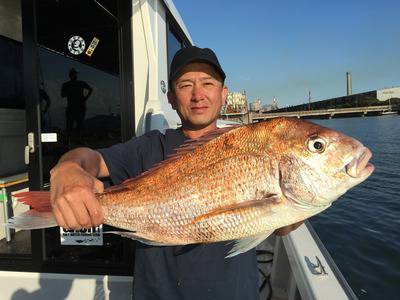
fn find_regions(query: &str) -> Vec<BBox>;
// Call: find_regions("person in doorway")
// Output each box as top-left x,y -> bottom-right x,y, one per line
61,68 -> 93,143
50,46 -> 302,300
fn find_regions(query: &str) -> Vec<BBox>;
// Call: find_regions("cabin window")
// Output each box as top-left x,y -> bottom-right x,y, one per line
35,0 -> 123,178
166,15 -> 191,88
167,26 -> 184,69
36,0 -> 119,75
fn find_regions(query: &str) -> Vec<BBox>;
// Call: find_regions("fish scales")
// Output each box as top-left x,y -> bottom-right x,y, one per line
100,122 -> 276,209
113,123 -> 274,202
9,117 -> 374,257
100,118 -> 365,245
102,152 -> 279,244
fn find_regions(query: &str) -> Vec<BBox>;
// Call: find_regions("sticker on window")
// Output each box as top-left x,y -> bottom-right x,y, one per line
86,37 -> 100,57
68,36 -> 86,55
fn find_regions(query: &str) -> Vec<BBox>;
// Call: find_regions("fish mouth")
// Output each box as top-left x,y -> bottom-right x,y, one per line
345,147 -> 375,178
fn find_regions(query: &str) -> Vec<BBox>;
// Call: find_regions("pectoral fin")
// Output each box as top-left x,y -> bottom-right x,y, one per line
189,193 -> 279,225
226,231 -> 274,258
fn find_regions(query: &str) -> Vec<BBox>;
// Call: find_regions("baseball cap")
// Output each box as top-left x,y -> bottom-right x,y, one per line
169,46 -> 226,89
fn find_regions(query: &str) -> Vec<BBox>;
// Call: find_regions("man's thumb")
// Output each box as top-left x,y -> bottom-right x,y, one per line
93,179 -> 104,193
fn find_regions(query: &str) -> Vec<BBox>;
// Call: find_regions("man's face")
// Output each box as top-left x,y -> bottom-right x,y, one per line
168,62 -> 228,130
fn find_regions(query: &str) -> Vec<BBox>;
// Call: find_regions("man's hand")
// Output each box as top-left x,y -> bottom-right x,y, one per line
274,221 -> 303,236
50,161 -> 104,230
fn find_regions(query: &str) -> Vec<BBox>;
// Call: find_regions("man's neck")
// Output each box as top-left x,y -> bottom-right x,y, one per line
182,123 -> 218,139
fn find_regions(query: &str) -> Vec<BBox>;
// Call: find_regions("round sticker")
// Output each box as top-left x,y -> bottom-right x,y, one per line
68,36 -> 86,55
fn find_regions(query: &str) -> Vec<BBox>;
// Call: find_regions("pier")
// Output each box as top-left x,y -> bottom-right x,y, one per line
221,105 -> 399,124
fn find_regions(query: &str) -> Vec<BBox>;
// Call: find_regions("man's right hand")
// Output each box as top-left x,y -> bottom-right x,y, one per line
50,161 -> 104,230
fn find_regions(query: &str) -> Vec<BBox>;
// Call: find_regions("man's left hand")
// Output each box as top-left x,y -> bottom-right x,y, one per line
274,221 -> 304,236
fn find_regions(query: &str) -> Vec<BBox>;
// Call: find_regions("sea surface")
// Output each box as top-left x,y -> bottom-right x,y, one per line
309,115 -> 400,299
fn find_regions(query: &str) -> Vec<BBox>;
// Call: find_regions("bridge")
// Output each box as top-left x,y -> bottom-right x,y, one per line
220,105 -> 399,124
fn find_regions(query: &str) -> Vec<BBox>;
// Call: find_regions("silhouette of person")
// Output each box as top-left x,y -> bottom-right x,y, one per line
61,68 -> 93,142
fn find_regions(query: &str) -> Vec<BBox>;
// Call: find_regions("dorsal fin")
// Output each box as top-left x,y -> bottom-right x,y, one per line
167,125 -> 241,159
103,125 -> 241,193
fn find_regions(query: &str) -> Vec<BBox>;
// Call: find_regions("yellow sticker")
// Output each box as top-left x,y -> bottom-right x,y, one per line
85,37 -> 100,57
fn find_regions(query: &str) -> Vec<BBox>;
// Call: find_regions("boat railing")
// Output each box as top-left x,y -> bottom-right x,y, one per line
269,221 -> 357,300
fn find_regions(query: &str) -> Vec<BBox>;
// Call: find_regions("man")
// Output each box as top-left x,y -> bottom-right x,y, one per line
61,68 -> 93,141
50,46 -> 301,299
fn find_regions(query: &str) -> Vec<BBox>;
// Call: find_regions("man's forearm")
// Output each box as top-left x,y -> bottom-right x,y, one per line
53,147 -> 102,177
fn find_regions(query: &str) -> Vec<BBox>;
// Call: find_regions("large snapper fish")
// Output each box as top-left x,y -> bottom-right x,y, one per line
8,117 -> 374,257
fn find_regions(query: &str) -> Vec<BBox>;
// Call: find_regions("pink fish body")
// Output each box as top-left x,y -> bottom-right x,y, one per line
8,117 -> 374,257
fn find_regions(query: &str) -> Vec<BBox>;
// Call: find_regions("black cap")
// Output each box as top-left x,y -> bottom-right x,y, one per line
169,46 -> 226,89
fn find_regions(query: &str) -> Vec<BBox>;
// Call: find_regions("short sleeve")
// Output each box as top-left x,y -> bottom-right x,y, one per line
97,130 -> 165,185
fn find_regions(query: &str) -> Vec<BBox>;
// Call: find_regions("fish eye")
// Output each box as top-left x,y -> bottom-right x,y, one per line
307,138 -> 326,153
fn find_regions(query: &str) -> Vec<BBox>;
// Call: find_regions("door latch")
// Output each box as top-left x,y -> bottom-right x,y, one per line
24,132 -> 35,165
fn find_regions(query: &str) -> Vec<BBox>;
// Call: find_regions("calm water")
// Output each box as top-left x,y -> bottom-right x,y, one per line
309,115 -> 400,299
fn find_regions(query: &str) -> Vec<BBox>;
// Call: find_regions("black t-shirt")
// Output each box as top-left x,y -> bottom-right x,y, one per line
98,128 -> 259,300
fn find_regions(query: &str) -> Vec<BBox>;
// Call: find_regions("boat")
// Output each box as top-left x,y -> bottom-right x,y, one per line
0,1 -> 356,299
381,111 -> 397,115
381,99 -> 398,115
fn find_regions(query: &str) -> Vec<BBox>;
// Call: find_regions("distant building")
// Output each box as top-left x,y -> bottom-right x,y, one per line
262,104 -> 274,112
377,87 -> 400,101
223,91 -> 248,113
271,86 -> 400,113
262,96 -> 279,112
249,99 -> 262,112
271,96 -> 278,110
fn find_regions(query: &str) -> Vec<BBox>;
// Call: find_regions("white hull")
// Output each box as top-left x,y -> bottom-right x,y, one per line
0,271 -> 132,300
0,223 -> 355,300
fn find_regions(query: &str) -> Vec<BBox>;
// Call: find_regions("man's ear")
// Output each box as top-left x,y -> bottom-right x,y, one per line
167,91 -> 177,110
221,85 -> 228,106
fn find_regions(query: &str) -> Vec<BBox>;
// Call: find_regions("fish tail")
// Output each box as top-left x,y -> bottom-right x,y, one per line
6,191 -> 58,230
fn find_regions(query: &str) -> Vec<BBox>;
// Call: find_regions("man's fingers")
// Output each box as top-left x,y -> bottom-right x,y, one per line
66,188 -> 103,228
64,193 -> 92,228
53,206 -> 68,229
93,179 -> 104,193
54,196 -> 81,230
83,193 -> 103,227
274,221 -> 304,236
52,187 -> 102,229
49,161 -> 104,229
292,221 -> 303,230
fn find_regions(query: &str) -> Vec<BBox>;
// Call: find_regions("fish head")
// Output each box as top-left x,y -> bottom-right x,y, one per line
272,118 -> 375,208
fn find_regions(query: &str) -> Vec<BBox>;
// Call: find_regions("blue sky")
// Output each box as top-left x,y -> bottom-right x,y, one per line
174,0 -> 400,107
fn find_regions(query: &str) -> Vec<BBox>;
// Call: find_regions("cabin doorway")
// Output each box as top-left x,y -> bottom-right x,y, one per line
11,0 -> 135,274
